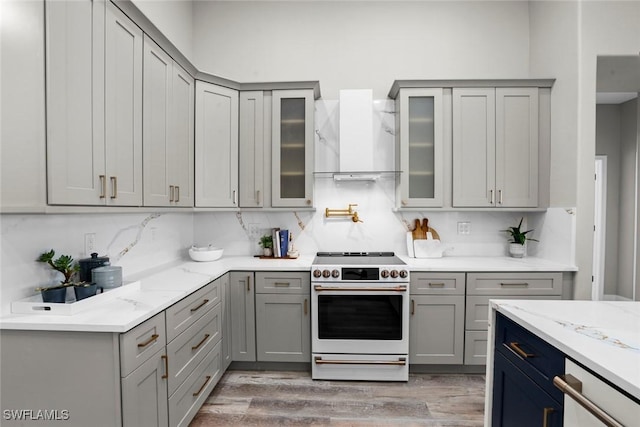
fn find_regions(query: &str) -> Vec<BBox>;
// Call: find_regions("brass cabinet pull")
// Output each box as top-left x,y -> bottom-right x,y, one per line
428,282 -> 445,287
490,189 -> 494,204
553,375 -> 624,427
314,285 -> 407,292
137,333 -> 159,348
192,375 -> 212,397
542,407 -> 554,427
233,190 -> 237,205
99,175 -> 106,198
190,299 -> 209,313
256,190 -> 261,204
161,354 -> 168,379
175,186 -> 179,202
304,298 -> 308,315
500,282 -> 529,287
411,299 -> 415,315
314,356 -> 406,366
274,282 -> 290,287
508,342 -> 535,358
498,189 -> 503,204
110,176 -> 117,199
191,333 -> 210,351
247,275 -> 251,292
169,185 -> 174,202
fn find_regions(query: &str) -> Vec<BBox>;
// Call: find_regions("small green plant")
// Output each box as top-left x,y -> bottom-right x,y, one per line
259,234 -> 273,249
36,249 -> 80,290
503,218 -> 538,245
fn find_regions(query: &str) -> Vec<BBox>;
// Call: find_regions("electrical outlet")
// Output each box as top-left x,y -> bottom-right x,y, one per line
84,233 -> 96,255
248,223 -> 260,240
457,222 -> 471,235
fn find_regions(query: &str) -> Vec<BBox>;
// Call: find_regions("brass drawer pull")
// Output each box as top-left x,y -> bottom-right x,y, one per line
169,185 -> 174,202
161,354 -> 168,379
99,175 -> 106,199
314,356 -> 406,366
508,341 -> 535,358
500,282 -> 529,287
274,282 -> 290,287
192,375 -> 212,397
553,375 -> 624,427
175,186 -> 180,202
428,282 -> 445,287
110,176 -> 117,199
137,333 -> 159,348
191,334 -> 210,351
542,407 -> 554,427
190,299 -> 209,313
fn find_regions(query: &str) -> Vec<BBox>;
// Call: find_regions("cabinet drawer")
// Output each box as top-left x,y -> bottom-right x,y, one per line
255,271 -> 310,294
464,330 -> 488,365
120,312 -> 167,377
467,272 -> 562,295
166,280 -> 220,342
495,312 -> 564,403
466,295 -> 560,330
168,341 -> 222,427
410,272 -> 465,295
167,302 -> 222,396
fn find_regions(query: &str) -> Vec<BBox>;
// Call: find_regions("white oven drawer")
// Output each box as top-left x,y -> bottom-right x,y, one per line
312,353 -> 408,382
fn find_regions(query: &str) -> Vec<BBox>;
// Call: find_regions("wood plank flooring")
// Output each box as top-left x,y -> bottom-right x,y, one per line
190,370 -> 485,426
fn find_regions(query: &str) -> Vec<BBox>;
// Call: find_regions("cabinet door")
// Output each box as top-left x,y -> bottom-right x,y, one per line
195,81 -> 239,207
229,272 -> 256,361
142,35 -> 172,206
220,274 -> 233,370
272,90 -> 314,208
46,0 -> 105,205
452,88 -> 496,207
121,349 -> 169,427
239,91 -> 265,207
169,63 -> 194,207
492,351 -> 562,427
256,294 -> 310,362
409,295 -> 464,364
496,88 -> 538,207
397,88 -> 444,208
104,2 -> 143,206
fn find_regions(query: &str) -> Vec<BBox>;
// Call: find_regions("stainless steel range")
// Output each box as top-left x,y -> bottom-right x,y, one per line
311,252 -> 410,381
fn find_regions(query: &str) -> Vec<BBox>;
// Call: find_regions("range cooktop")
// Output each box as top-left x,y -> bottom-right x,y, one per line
313,252 -> 404,266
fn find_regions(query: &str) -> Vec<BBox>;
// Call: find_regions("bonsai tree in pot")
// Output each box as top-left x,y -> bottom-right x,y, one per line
503,218 -> 538,258
259,234 -> 273,257
36,250 -> 97,302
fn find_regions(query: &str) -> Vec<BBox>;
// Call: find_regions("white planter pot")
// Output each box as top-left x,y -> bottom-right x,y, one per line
263,248 -> 273,257
509,243 -> 526,258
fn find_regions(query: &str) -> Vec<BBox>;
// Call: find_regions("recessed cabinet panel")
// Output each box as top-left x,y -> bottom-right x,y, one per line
239,91 -> 265,207
169,64 -> 195,207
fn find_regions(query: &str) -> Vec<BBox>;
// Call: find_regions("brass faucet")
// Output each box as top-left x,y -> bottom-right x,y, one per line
325,204 -> 363,223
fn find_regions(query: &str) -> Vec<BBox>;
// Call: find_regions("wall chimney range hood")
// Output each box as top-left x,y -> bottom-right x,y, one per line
333,89 -> 382,181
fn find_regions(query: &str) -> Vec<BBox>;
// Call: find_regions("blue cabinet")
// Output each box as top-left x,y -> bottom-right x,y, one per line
491,312 -> 564,426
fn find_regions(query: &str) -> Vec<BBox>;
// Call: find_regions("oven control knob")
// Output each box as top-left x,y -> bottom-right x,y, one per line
313,269 -> 322,278
322,269 -> 331,278
390,270 -> 399,278
331,269 -> 340,278
399,270 -> 408,279
380,269 -> 390,278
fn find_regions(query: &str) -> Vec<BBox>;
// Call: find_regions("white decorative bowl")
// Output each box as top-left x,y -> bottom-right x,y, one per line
188,246 -> 224,262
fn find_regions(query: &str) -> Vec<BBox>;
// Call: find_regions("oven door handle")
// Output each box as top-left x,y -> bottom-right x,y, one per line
313,285 -> 407,292
314,356 -> 407,366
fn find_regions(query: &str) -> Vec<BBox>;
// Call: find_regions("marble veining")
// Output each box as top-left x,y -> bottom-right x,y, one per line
107,213 -> 162,262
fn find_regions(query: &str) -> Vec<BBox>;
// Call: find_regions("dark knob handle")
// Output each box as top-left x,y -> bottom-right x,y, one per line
331,269 -> 340,278
381,270 -> 389,278
390,270 -> 399,278
399,270 -> 408,279
322,270 -> 331,278
313,269 -> 322,278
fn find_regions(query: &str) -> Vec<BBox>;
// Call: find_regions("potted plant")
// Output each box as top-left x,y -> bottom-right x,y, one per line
503,218 -> 538,258
259,234 -> 273,257
36,250 -> 97,302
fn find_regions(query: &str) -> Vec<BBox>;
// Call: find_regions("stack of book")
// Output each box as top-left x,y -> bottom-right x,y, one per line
271,228 -> 290,258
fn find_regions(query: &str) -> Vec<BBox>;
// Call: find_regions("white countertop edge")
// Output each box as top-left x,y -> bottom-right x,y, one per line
491,300 -> 640,401
400,255 -> 577,272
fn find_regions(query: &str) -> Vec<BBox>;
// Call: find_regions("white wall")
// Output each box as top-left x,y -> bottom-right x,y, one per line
131,0 -> 194,62
192,1 -> 531,99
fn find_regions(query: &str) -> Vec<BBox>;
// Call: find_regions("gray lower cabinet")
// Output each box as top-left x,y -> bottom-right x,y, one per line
255,271 -> 311,362
221,273 -> 233,370
409,272 -> 465,364
229,272 -> 256,361
464,272 -> 563,365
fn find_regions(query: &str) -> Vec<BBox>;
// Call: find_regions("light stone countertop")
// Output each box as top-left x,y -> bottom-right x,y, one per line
0,255 -> 574,333
491,299 -> 640,401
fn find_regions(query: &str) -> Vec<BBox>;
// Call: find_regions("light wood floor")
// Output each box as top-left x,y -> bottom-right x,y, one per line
190,370 -> 485,426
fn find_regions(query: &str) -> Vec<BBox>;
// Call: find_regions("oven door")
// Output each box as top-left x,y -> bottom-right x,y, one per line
311,282 -> 409,354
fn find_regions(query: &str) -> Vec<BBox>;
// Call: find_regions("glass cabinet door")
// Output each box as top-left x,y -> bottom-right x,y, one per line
397,88 -> 443,208
272,90 -> 314,207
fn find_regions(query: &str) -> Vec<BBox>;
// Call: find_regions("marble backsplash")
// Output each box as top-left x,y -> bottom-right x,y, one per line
0,98 -> 575,316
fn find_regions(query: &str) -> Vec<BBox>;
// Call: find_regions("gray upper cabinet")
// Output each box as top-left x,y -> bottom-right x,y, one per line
47,0 -> 143,206
195,81 -> 239,207
453,87 -> 539,208
395,88 -> 445,208
239,91 -> 267,208
271,90 -> 315,208
143,36 -> 194,207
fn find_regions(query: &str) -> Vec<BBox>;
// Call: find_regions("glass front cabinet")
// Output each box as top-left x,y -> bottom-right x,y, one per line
395,88 -> 445,208
271,90 -> 315,208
